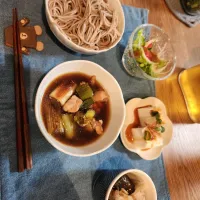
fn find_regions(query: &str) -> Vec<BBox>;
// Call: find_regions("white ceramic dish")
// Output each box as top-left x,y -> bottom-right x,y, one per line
121,97 -> 173,160
105,169 -> 157,200
45,0 -> 125,55
35,60 -> 125,157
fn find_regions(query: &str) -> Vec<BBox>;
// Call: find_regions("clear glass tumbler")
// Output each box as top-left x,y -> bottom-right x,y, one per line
122,24 -> 176,80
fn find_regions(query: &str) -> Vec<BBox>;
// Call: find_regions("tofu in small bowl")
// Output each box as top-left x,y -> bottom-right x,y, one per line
121,97 -> 173,160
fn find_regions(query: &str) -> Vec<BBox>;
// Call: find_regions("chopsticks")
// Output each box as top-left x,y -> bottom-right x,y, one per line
12,8 -> 32,172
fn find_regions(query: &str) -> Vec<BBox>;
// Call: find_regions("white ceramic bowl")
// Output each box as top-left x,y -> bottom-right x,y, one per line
35,60 -> 125,157
45,0 -> 125,55
121,97 -> 173,160
105,169 -> 157,200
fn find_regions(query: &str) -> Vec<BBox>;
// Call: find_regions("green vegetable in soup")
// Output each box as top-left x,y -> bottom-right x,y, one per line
81,98 -> 94,110
74,111 -> 90,127
74,112 -> 85,126
85,109 -> 95,119
76,83 -> 93,100
62,114 -> 76,139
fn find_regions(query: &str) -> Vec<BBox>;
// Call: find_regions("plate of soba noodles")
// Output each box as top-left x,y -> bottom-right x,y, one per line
45,0 -> 125,54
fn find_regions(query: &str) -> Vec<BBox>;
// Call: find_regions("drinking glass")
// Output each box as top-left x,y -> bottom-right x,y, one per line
122,24 -> 176,80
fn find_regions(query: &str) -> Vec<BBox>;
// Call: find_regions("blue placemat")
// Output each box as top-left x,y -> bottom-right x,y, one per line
0,1 -> 170,200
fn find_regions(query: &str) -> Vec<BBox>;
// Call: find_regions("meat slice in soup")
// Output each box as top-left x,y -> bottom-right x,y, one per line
92,119 -> 104,135
93,90 -> 109,102
90,75 -> 96,86
63,95 -> 83,113
41,73 -> 110,147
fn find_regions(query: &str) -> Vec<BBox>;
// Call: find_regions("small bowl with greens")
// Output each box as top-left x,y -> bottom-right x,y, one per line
122,24 -> 176,80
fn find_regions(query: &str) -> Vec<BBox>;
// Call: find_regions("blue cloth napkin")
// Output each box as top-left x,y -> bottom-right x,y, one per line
0,1 -> 170,199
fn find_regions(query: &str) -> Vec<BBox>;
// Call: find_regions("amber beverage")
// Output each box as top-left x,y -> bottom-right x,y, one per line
179,65 -> 200,123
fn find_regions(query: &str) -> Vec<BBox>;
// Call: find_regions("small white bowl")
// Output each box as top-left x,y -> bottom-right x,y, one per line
121,97 -> 173,160
45,0 -> 125,55
35,60 -> 125,157
105,169 -> 157,200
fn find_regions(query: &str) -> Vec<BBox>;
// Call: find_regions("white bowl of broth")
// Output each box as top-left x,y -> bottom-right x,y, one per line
35,60 -> 125,156
45,0 -> 125,55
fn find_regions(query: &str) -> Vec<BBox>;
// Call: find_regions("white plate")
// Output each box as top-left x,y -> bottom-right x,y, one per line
120,97 -> 173,160
35,60 -> 125,157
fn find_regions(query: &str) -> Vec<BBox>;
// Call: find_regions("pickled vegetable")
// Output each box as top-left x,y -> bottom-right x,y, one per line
76,83 -> 93,100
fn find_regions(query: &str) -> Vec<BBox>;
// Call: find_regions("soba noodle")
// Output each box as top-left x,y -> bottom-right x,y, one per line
48,0 -> 120,50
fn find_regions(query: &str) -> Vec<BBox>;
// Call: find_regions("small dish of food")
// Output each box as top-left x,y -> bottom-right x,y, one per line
35,60 -> 125,156
121,97 -> 173,160
106,169 -> 157,200
122,24 -> 176,80
45,0 -> 125,54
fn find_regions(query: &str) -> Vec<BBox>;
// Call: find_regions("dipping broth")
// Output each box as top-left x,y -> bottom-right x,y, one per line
41,72 -> 110,147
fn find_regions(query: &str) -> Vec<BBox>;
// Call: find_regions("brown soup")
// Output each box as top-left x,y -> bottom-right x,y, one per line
41,72 -> 110,147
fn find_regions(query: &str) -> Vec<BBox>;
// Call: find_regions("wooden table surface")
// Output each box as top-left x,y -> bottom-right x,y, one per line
120,0 -> 200,200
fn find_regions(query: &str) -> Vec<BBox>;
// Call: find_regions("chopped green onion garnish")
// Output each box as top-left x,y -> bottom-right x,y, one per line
156,118 -> 162,124
154,126 -> 165,133
155,127 -> 161,131
151,110 -> 159,117
160,126 -> 165,133
144,131 -> 151,140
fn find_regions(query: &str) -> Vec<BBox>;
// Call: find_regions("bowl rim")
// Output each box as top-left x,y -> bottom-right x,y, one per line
45,0 -> 125,54
126,23 -> 177,80
105,169 -> 157,200
35,60 -> 126,157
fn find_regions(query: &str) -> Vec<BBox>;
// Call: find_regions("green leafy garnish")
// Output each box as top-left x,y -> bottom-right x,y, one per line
155,127 -> 161,131
144,64 -> 155,77
155,126 -> 165,133
157,60 -> 167,69
160,126 -> 165,133
151,110 -> 162,124
133,29 -> 145,51
151,110 -> 159,117
144,131 -> 151,140
156,118 -> 162,124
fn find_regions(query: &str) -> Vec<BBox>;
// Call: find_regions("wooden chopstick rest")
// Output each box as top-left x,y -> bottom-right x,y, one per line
4,17 -> 44,55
